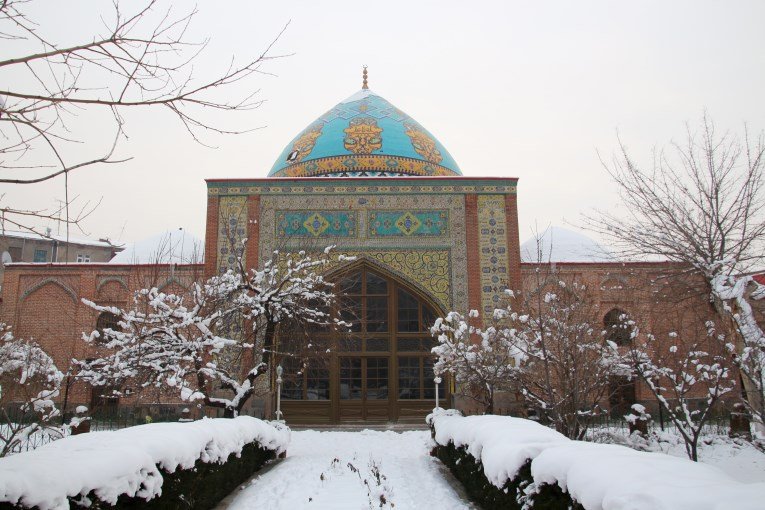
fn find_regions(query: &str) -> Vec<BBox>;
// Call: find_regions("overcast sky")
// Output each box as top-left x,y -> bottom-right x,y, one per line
4,0 -> 765,246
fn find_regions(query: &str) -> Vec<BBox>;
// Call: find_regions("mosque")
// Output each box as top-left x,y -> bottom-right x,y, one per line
1,69 -> 687,424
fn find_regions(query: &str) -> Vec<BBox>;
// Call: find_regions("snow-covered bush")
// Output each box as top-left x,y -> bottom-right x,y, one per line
0,416 -> 289,509
428,410 -> 765,510
0,325 -> 66,457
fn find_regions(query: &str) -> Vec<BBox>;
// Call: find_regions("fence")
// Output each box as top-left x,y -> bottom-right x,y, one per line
1,404 -> 194,455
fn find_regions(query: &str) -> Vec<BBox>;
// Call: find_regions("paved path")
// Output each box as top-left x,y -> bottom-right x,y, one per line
220,430 -> 476,510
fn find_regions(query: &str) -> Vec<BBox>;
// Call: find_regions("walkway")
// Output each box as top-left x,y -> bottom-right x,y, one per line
220,430 -> 476,509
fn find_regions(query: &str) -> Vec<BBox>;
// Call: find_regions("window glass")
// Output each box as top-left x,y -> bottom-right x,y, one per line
33,249 -> 47,262
366,338 -> 389,352
421,306 -> 437,332
398,357 -> 420,399
339,295 -> 362,332
306,364 -> 330,400
280,357 -> 304,400
366,358 -> 388,400
340,358 -> 362,399
397,338 -> 418,351
338,336 -> 362,352
366,272 -> 388,295
397,289 -> 419,332
366,296 -> 388,332
423,357 -> 436,400
338,272 -> 362,294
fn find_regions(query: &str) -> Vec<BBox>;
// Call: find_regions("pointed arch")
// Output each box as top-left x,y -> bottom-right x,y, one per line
326,255 -> 447,317
20,277 -> 77,303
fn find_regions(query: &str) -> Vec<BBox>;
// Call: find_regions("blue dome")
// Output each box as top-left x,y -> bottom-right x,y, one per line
268,89 -> 462,177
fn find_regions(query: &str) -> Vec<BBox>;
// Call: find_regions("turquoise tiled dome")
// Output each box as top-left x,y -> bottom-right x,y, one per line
268,88 -> 462,177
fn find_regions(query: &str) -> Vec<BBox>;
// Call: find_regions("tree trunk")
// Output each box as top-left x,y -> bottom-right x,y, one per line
710,291 -> 765,425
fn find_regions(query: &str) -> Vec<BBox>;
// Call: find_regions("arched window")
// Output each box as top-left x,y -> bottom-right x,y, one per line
96,311 -> 121,341
603,308 -> 632,346
280,266 -> 443,422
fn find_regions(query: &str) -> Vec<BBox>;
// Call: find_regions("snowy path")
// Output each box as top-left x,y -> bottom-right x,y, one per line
222,430 -> 476,510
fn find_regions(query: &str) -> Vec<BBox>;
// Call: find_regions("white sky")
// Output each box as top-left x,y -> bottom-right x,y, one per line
3,0 -> 765,246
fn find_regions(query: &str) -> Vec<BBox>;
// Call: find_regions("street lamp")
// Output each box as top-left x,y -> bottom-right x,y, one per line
434,375 -> 442,410
275,364 -> 284,423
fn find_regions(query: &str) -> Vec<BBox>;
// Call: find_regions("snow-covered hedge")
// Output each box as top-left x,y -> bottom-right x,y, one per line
428,410 -> 765,510
0,417 -> 289,510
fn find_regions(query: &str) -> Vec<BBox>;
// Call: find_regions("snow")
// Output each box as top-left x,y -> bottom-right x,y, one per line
225,430 -> 476,510
429,412 -> 569,486
0,417 -> 289,510
109,229 -> 203,264
520,226 -> 611,263
0,229 -> 116,249
590,428 -> 765,484
429,411 -> 765,510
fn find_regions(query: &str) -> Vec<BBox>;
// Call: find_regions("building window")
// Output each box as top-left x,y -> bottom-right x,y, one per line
33,249 -> 47,262
604,308 -> 633,346
76,254 -> 91,263
96,311 -> 121,341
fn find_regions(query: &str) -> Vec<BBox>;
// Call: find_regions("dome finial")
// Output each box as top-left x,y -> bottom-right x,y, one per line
362,65 -> 368,90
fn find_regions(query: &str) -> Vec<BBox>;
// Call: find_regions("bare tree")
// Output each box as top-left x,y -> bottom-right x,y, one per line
586,115 -> 765,426
510,268 -> 621,439
77,247 -> 351,417
0,0 -> 287,237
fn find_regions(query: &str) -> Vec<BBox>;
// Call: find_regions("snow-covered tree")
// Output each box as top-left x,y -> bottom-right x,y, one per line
510,274 -> 621,439
622,321 -> 735,461
587,115 -> 765,425
431,310 -> 521,414
79,248 -> 350,417
0,325 -> 64,456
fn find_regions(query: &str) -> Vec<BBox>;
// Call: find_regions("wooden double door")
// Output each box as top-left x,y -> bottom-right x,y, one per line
279,266 -> 449,424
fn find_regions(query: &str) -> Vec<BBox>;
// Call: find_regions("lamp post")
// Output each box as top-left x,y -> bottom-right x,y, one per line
275,364 -> 284,423
434,376 -> 442,410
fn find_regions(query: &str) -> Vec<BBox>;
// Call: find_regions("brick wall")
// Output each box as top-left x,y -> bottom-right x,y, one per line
0,263 -> 203,409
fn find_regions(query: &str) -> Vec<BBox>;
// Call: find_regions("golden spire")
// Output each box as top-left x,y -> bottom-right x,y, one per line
362,65 -> 368,89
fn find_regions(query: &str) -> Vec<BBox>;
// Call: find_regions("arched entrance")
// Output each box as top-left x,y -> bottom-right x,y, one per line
280,264 -> 449,424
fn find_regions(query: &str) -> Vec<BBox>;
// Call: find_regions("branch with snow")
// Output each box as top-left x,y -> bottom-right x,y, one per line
78,248 -> 344,417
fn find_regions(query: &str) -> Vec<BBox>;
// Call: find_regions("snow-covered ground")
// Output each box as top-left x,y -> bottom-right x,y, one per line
223,430 -> 476,510
591,429 -> 765,483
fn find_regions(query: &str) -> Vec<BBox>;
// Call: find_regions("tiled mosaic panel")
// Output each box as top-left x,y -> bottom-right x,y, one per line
344,250 -> 451,310
217,196 -> 248,274
259,194 -> 468,313
208,182 -> 516,196
368,210 -> 448,237
276,210 -> 357,238
478,195 -> 509,314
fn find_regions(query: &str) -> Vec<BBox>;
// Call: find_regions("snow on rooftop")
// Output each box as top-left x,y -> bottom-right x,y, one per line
110,229 -> 203,264
520,226 -> 611,263
0,229 -> 118,249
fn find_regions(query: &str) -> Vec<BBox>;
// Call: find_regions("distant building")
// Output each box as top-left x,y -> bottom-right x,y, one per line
0,229 -> 123,288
